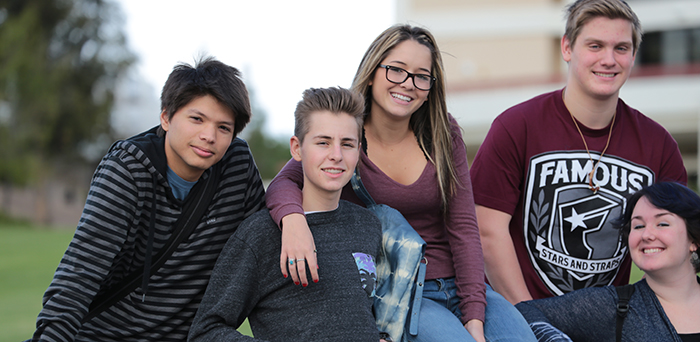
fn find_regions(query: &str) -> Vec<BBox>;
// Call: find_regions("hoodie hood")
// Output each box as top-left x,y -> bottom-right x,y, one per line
109,126 -> 169,181
107,125 -> 170,302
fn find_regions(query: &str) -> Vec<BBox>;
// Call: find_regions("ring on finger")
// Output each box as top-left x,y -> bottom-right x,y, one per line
289,259 -> 294,265
296,258 -> 305,262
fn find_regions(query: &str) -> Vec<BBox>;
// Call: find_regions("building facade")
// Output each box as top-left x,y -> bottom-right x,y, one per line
397,0 -> 700,182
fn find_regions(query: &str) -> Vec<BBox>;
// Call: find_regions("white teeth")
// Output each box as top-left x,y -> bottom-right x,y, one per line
594,72 -> 615,78
392,93 -> 412,102
324,169 -> 342,174
643,248 -> 662,254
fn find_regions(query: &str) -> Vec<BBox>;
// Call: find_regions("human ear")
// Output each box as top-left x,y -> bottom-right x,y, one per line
290,136 -> 303,162
159,110 -> 170,132
561,36 -> 572,63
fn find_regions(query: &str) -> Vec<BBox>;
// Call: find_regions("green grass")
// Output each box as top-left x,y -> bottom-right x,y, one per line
0,222 -> 252,341
0,223 -> 75,342
630,263 -> 644,283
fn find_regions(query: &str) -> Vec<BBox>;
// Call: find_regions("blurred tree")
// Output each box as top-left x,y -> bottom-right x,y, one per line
244,118 -> 292,181
240,86 -> 291,181
0,0 -> 133,216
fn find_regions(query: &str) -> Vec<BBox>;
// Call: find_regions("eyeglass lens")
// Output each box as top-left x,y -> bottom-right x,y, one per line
385,66 -> 433,90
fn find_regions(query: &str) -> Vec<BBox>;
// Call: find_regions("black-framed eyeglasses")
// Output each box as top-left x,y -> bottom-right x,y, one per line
378,64 -> 435,91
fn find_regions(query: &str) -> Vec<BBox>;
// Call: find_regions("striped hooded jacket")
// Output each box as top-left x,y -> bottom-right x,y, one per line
29,127 -> 266,341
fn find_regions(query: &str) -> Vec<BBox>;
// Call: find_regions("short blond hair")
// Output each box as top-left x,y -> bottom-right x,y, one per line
293,87 -> 364,144
564,0 -> 642,53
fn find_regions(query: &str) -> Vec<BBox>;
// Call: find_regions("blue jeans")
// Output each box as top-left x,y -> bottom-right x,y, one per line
405,278 -> 536,342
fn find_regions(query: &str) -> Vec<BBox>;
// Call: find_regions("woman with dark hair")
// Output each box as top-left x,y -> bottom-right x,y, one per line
266,24 -> 535,342
516,182 -> 700,342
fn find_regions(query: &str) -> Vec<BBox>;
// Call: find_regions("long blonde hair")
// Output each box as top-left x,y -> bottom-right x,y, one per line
351,24 -> 459,213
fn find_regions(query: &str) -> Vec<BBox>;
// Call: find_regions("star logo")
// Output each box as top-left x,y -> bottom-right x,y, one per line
564,208 -> 587,232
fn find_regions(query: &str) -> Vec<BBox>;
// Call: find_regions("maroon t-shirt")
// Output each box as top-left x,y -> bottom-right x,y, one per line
470,89 -> 687,299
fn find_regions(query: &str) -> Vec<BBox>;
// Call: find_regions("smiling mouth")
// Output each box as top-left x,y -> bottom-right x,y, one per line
322,168 -> 344,174
642,248 -> 664,254
391,93 -> 412,102
593,72 -> 617,78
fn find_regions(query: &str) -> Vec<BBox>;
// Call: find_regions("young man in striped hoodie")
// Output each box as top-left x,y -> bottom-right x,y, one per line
28,56 -> 266,341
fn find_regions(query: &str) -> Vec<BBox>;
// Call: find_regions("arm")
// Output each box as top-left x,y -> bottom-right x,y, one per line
444,122 -> 486,336
31,156 -> 138,341
470,113 -> 534,304
443,164 -> 489,342
515,287 -> 615,342
476,205 -> 533,304
516,300 -> 570,342
265,158 -> 318,286
465,320 -> 486,342
188,234 -> 262,342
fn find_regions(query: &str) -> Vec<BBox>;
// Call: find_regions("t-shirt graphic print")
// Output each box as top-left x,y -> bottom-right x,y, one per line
353,252 -> 377,298
523,151 -> 654,295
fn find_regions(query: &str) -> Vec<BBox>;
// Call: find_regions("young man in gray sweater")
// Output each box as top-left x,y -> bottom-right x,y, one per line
189,87 -> 384,342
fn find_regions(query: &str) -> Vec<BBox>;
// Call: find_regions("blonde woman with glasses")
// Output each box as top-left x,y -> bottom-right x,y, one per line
266,24 -> 535,342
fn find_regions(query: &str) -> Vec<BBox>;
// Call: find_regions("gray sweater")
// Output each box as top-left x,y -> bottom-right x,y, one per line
516,278 -> 700,342
189,201 -> 383,342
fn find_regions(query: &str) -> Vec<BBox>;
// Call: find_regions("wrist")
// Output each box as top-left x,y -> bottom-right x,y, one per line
281,213 -> 305,230
379,331 -> 393,342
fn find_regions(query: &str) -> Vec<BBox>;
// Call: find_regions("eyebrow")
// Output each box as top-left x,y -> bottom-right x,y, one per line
312,135 -> 358,143
631,212 -> 673,221
583,38 -> 632,46
386,60 -> 432,74
189,108 -> 234,127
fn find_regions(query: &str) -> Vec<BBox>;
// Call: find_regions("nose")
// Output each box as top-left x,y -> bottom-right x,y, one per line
641,226 -> 656,241
600,47 -> 617,67
200,124 -> 216,143
400,75 -> 415,89
328,143 -> 342,161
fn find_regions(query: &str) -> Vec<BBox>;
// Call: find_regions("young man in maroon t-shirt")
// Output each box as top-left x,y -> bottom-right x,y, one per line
470,0 -> 687,304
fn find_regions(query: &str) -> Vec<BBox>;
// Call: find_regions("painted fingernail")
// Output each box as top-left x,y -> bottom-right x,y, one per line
317,265 -> 319,269
294,281 -> 300,286
283,274 -> 287,278
313,279 -> 319,283
302,283 -> 308,287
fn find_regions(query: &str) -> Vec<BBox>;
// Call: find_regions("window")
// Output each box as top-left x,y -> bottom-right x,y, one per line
637,28 -> 700,66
